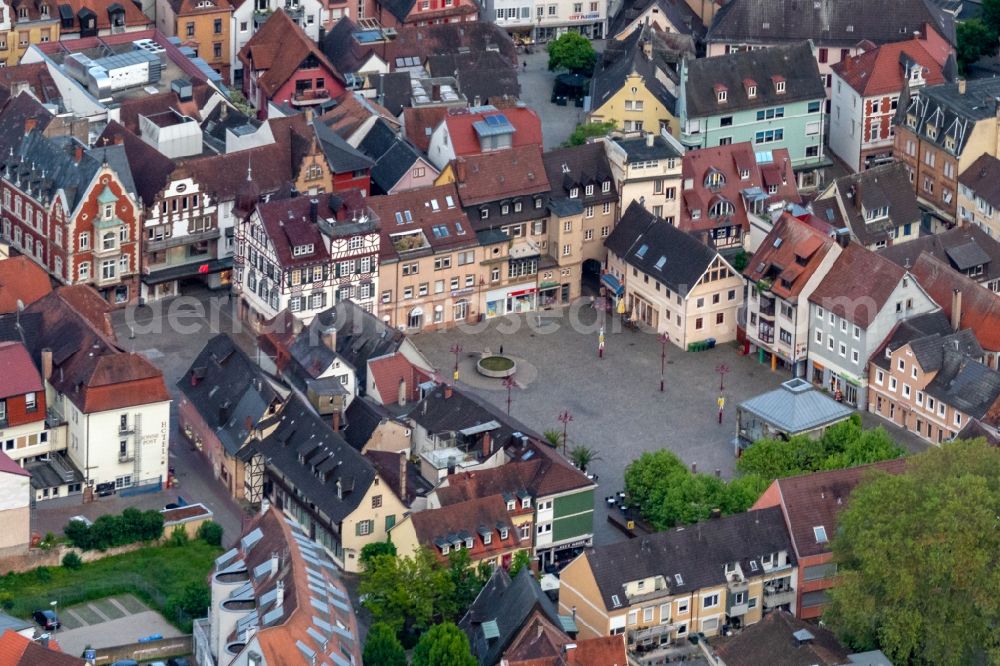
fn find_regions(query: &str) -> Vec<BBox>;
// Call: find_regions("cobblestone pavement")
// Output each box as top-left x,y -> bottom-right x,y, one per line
517,43 -> 602,149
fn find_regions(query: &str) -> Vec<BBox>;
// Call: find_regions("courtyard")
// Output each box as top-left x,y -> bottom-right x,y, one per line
412,308 -> 787,546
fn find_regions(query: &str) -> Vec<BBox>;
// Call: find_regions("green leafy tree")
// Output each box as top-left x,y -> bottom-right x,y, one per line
360,548 -> 454,635
172,581 -> 210,618
957,18 -> 997,73
442,549 -> 489,620
139,510 -> 165,541
167,526 -> 189,547
363,623 -> 407,666
565,121 -> 616,146
825,439 -> 1000,665
412,622 -> 477,666
624,450 -> 688,515
725,473 -> 770,512
61,552 -> 83,570
547,32 -> 596,73
360,540 -> 397,571
196,521 -> 224,547
508,550 -> 532,578
63,520 -> 91,550
983,0 -> 1000,35
568,444 -> 601,472
731,251 -> 750,273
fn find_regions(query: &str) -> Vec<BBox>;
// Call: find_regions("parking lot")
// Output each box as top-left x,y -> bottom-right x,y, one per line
50,594 -> 182,656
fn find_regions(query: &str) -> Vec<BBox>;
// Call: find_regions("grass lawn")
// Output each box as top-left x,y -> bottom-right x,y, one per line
0,541 -> 221,633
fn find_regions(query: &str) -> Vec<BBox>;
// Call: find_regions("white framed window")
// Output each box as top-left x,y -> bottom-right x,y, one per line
702,593 -> 719,609
675,598 -> 689,614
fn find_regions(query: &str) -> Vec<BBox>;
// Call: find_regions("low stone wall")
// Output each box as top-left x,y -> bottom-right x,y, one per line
94,635 -> 192,665
0,542 -> 144,575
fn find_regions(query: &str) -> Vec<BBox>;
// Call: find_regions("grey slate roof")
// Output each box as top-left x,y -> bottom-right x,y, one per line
608,0 -> 704,40
178,334 -> 282,456
897,77 -> 1000,158
583,506 -> 795,610
707,0 -> 955,47
604,201 -> 718,296
590,26 -> 680,116
683,41 -> 824,118
908,329 -> 983,372
612,133 -> 683,161
870,310 -> 954,370
542,143 -> 618,208
406,382 -> 539,444
313,119 -> 374,174
879,224 -> 1000,285
0,611 -> 32,634
925,350 -> 1000,419
458,567 -> 562,666
320,17 -> 376,74
342,396 -> 387,451
371,72 -> 412,116
246,392 -> 377,524
823,163 -> 922,247
358,119 -> 423,194
738,378 -> 853,434
959,153 -> 1000,209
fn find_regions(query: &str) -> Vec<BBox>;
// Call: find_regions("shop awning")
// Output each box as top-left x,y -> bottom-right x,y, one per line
539,281 -> 560,289
601,274 -> 624,296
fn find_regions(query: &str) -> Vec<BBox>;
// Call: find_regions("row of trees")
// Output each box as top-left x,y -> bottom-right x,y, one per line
826,438 -> 1000,665
358,541 -> 532,646
64,508 -> 165,551
624,415 -> 904,529
364,621 -> 477,666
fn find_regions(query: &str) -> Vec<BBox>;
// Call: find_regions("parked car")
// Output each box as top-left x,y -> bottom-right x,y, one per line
32,609 -> 59,630
68,515 -> 93,527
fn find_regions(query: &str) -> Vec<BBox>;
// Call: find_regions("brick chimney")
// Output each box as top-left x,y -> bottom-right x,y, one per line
24,117 -> 37,134
444,384 -> 453,399
455,157 -> 467,182
41,348 -> 52,381
332,408 -> 341,431
74,144 -> 84,163
481,431 -> 492,458
951,288 -> 962,331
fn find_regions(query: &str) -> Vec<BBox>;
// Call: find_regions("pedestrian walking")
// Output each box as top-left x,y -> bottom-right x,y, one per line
499,344 -> 504,355
523,61 -> 527,71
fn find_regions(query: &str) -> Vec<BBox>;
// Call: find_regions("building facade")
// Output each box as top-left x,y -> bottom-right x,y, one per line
155,0 -> 234,80
602,132 -> 683,224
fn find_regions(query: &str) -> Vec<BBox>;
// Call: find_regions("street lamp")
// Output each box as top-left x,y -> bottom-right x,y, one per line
503,375 -> 517,415
659,332 -> 669,392
557,410 -> 574,455
50,600 -> 58,630
450,343 -> 463,381
716,363 -> 731,391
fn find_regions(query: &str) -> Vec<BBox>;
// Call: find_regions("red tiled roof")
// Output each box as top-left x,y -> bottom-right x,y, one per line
808,243 -> 908,328
832,30 -> 950,97
0,630 -> 85,666
61,0 -> 152,31
0,341 -> 43,400
368,183 -> 477,260
166,0 -> 234,15
0,450 -> 30,477
444,106 -> 543,157
910,252 -> 1000,351
410,494 -> 523,562
504,613 -> 627,666
403,106 -> 447,153
0,64 -> 59,106
238,10 -> 343,97
452,144 -> 549,206
368,352 -> 430,404
253,196 -> 330,268
745,214 -> 837,300
679,143 -> 799,236
0,256 -> 52,314
754,459 -> 906,558
181,137 -> 293,202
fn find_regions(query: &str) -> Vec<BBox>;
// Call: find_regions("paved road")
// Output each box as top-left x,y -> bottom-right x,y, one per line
518,44 -> 597,149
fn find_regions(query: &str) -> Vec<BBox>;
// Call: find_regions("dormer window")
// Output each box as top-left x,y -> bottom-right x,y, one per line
705,170 -> 725,189
521,497 -> 531,508
569,187 -> 579,198
40,4 -> 49,17
514,201 -> 522,213
744,79 -> 757,99
945,135 -> 956,151
715,85 -> 728,103
865,205 -> 889,221
501,203 -> 509,215
441,544 -> 450,555
585,184 -> 594,196
535,197 -> 543,209
773,76 -> 786,94
691,209 -> 701,220
740,169 -> 750,180
499,527 -> 509,539
17,6 -> 27,18
483,532 -> 492,545
506,499 -> 516,511
481,208 -> 489,219
762,553 -> 774,567
292,243 -> 314,256
465,537 -> 474,549
906,114 -> 917,129
103,204 -> 114,220
926,125 -> 937,140
602,180 -> 611,193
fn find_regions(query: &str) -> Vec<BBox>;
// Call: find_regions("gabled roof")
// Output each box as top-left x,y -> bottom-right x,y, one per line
870,310 -> 955,370
403,106 -> 448,153
342,397 -> 387,451
0,256 -> 52,315
684,41 -> 824,118
0,630 -> 85,666
426,51 -> 520,104
831,31 -> 950,97
238,10 -> 342,97
25,287 -> 170,413
370,72 -> 412,117
680,143 -> 799,236
182,138 -> 293,203
712,610 -> 850,666
0,64 -> 59,108
178,334 -> 281,456
452,144 -> 549,207
368,183 -> 475,260
364,449 -> 433,505
368,352 -> 430,406
246,394 -> 376,523
312,119 -> 374,175
605,201 -> 720,296
359,119 -> 425,194
222,508 -> 362,666
707,0 -> 955,47
959,153 -> 1000,210
542,143 -> 618,206
96,121 -> 176,208
910,252 -> 1000,351
408,494 -> 523,561
608,0 -> 704,41
0,451 -> 30,478
879,223 -> 1000,285
59,0 -> 152,32
406,382 -> 540,446
459,567 -> 562,666
0,93 -> 54,159
583,507 -> 795,610
808,243 -> 910,328
387,22 -> 518,67
444,106 -> 543,158
899,77 -> 1000,158
745,215 -> 836,300
821,163 -> 922,247
590,26 -> 682,116
253,196 -> 331,269
923,347 -> 1000,421
320,17 -> 377,74
739,378 -> 854,434
758,459 -> 907,558
0,341 -> 43,400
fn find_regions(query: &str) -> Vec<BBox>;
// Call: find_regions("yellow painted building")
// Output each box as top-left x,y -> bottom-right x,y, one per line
1,8 -> 59,67
590,71 -> 680,137
557,507 -> 797,657
155,0 -> 233,79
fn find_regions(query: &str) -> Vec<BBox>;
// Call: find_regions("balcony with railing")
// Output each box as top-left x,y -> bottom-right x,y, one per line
763,582 -> 796,608
627,622 -> 674,647
292,88 -> 331,106
758,294 -> 775,317
726,574 -> 749,594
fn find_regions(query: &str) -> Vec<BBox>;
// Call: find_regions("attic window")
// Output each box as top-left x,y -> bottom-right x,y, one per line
441,543 -> 450,555
749,560 -> 758,572
499,527 -> 509,539
561,163 -> 570,174
292,244 -> 314,256
716,87 -> 728,103
775,80 -> 786,94
570,187 -> 579,198
907,114 -> 917,129
521,497 -> 531,508
745,80 -> 757,98
465,537 -> 474,549
865,206 -> 888,221
926,125 -> 937,140
674,573 -> 683,586
481,208 -> 489,219
483,532 -> 492,545
846,24 -> 854,32
945,135 -> 956,151
602,180 -> 611,193
814,526 -> 828,544
506,499 -> 516,511
585,184 -> 594,196
611,594 -> 622,608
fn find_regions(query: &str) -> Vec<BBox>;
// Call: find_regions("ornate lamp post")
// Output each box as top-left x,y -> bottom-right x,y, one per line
557,410 -> 574,455
659,332 -> 669,392
716,363 -> 731,391
450,343 -> 463,381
